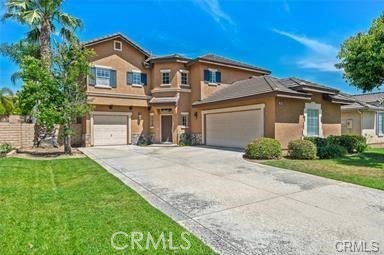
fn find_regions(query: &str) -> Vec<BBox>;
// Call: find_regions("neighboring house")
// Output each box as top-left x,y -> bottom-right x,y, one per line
341,92 -> 384,144
83,33 -> 354,148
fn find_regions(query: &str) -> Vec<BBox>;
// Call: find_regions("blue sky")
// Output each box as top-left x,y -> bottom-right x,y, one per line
1,0 -> 383,94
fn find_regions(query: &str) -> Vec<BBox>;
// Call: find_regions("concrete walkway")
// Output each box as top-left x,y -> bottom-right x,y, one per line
80,145 -> 384,255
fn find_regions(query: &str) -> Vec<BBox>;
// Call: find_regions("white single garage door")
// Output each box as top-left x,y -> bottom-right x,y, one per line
206,109 -> 263,148
93,115 -> 128,146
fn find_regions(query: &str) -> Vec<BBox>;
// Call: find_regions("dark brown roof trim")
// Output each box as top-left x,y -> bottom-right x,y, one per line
295,86 -> 338,95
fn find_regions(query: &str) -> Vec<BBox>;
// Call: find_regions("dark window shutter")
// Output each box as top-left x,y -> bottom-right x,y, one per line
204,69 -> 209,82
141,73 -> 147,86
216,71 -> 221,83
127,72 -> 133,85
110,70 -> 117,87
89,67 -> 96,85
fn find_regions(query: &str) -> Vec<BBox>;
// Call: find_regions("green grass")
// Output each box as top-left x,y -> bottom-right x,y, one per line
263,148 -> 384,190
0,157 -> 215,255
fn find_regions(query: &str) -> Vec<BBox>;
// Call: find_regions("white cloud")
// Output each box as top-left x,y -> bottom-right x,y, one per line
272,29 -> 340,72
193,0 -> 234,28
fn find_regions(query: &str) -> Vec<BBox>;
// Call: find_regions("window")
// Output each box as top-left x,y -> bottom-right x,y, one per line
181,113 -> 189,127
114,40 -> 122,51
96,68 -> 111,86
162,71 -> 170,85
180,70 -> 189,86
132,72 -> 141,85
307,109 -> 319,136
378,112 -> 384,136
304,102 -> 322,137
127,71 -> 147,86
150,113 -> 154,128
204,69 -> 221,84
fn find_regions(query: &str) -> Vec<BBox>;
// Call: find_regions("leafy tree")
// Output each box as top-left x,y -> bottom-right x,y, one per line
0,41 -> 40,84
0,87 -> 15,115
19,42 -> 93,154
2,0 -> 82,63
336,14 -> 384,92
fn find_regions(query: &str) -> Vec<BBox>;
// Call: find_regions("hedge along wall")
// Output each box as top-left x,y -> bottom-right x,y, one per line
0,115 -> 83,148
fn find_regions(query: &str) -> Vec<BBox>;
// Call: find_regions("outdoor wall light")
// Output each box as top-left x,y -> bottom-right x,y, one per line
138,112 -> 142,120
109,104 -> 113,110
129,106 -> 133,110
194,112 -> 198,119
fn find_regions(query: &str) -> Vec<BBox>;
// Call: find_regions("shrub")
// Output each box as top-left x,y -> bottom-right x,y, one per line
326,135 -> 367,153
136,135 -> 152,146
304,137 -> 327,148
245,138 -> 282,160
0,143 -> 12,157
179,133 -> 192,146
288,140 -> 317,160
317,144 -> 347,159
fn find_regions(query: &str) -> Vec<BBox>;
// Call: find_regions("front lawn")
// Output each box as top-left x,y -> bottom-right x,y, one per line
263,148 -> 384,190
0,157 -> 214,255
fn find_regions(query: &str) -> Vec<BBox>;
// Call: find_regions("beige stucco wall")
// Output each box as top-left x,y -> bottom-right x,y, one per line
341,110 -> 362,135
275,93 -> 341,148
86,40 -> 151,103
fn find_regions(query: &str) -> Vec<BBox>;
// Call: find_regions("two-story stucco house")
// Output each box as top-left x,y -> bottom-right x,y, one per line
82,33 -> 353,148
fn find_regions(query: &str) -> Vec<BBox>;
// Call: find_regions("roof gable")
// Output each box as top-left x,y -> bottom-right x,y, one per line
83,33 -> 150,57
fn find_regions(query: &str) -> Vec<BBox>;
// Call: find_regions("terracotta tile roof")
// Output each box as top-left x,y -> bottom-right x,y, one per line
193,76 -> 310,106
83,33 -> 151,57
195,54 -> 271,74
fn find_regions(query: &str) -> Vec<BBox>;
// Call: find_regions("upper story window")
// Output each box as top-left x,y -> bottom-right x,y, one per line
377,112 -> 384,136
127,71 -> 147,86
160,69 -> 171,85
180,70 -> 189,86
114,40 -> 122,51
304,102 -> 322,137
89,66 -> 117,88
204,69 -> 221,84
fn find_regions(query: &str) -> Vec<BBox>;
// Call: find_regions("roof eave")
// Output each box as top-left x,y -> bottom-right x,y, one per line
188,58 -> 271,74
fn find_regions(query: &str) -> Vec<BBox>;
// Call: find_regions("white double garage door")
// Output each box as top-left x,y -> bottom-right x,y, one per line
204,105 -> 264,148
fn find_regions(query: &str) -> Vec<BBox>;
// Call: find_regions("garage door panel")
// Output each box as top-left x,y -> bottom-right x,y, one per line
94,115 -> 128,146
206,110 -> 263,148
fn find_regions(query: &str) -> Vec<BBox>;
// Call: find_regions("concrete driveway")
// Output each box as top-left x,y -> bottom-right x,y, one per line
81,145 -> 384,255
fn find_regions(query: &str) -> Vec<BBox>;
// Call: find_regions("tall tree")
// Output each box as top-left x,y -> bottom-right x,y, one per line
336,14 -> 384,92
19,41 -> 93,154
2,0 -> 82,63
0,88 -> 15,115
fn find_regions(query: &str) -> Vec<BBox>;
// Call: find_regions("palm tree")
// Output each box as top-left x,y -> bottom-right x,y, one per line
0,88 -> 15,115
2,0 -> 82,64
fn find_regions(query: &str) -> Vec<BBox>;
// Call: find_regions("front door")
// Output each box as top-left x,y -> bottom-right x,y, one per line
161,115 -> 173,143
